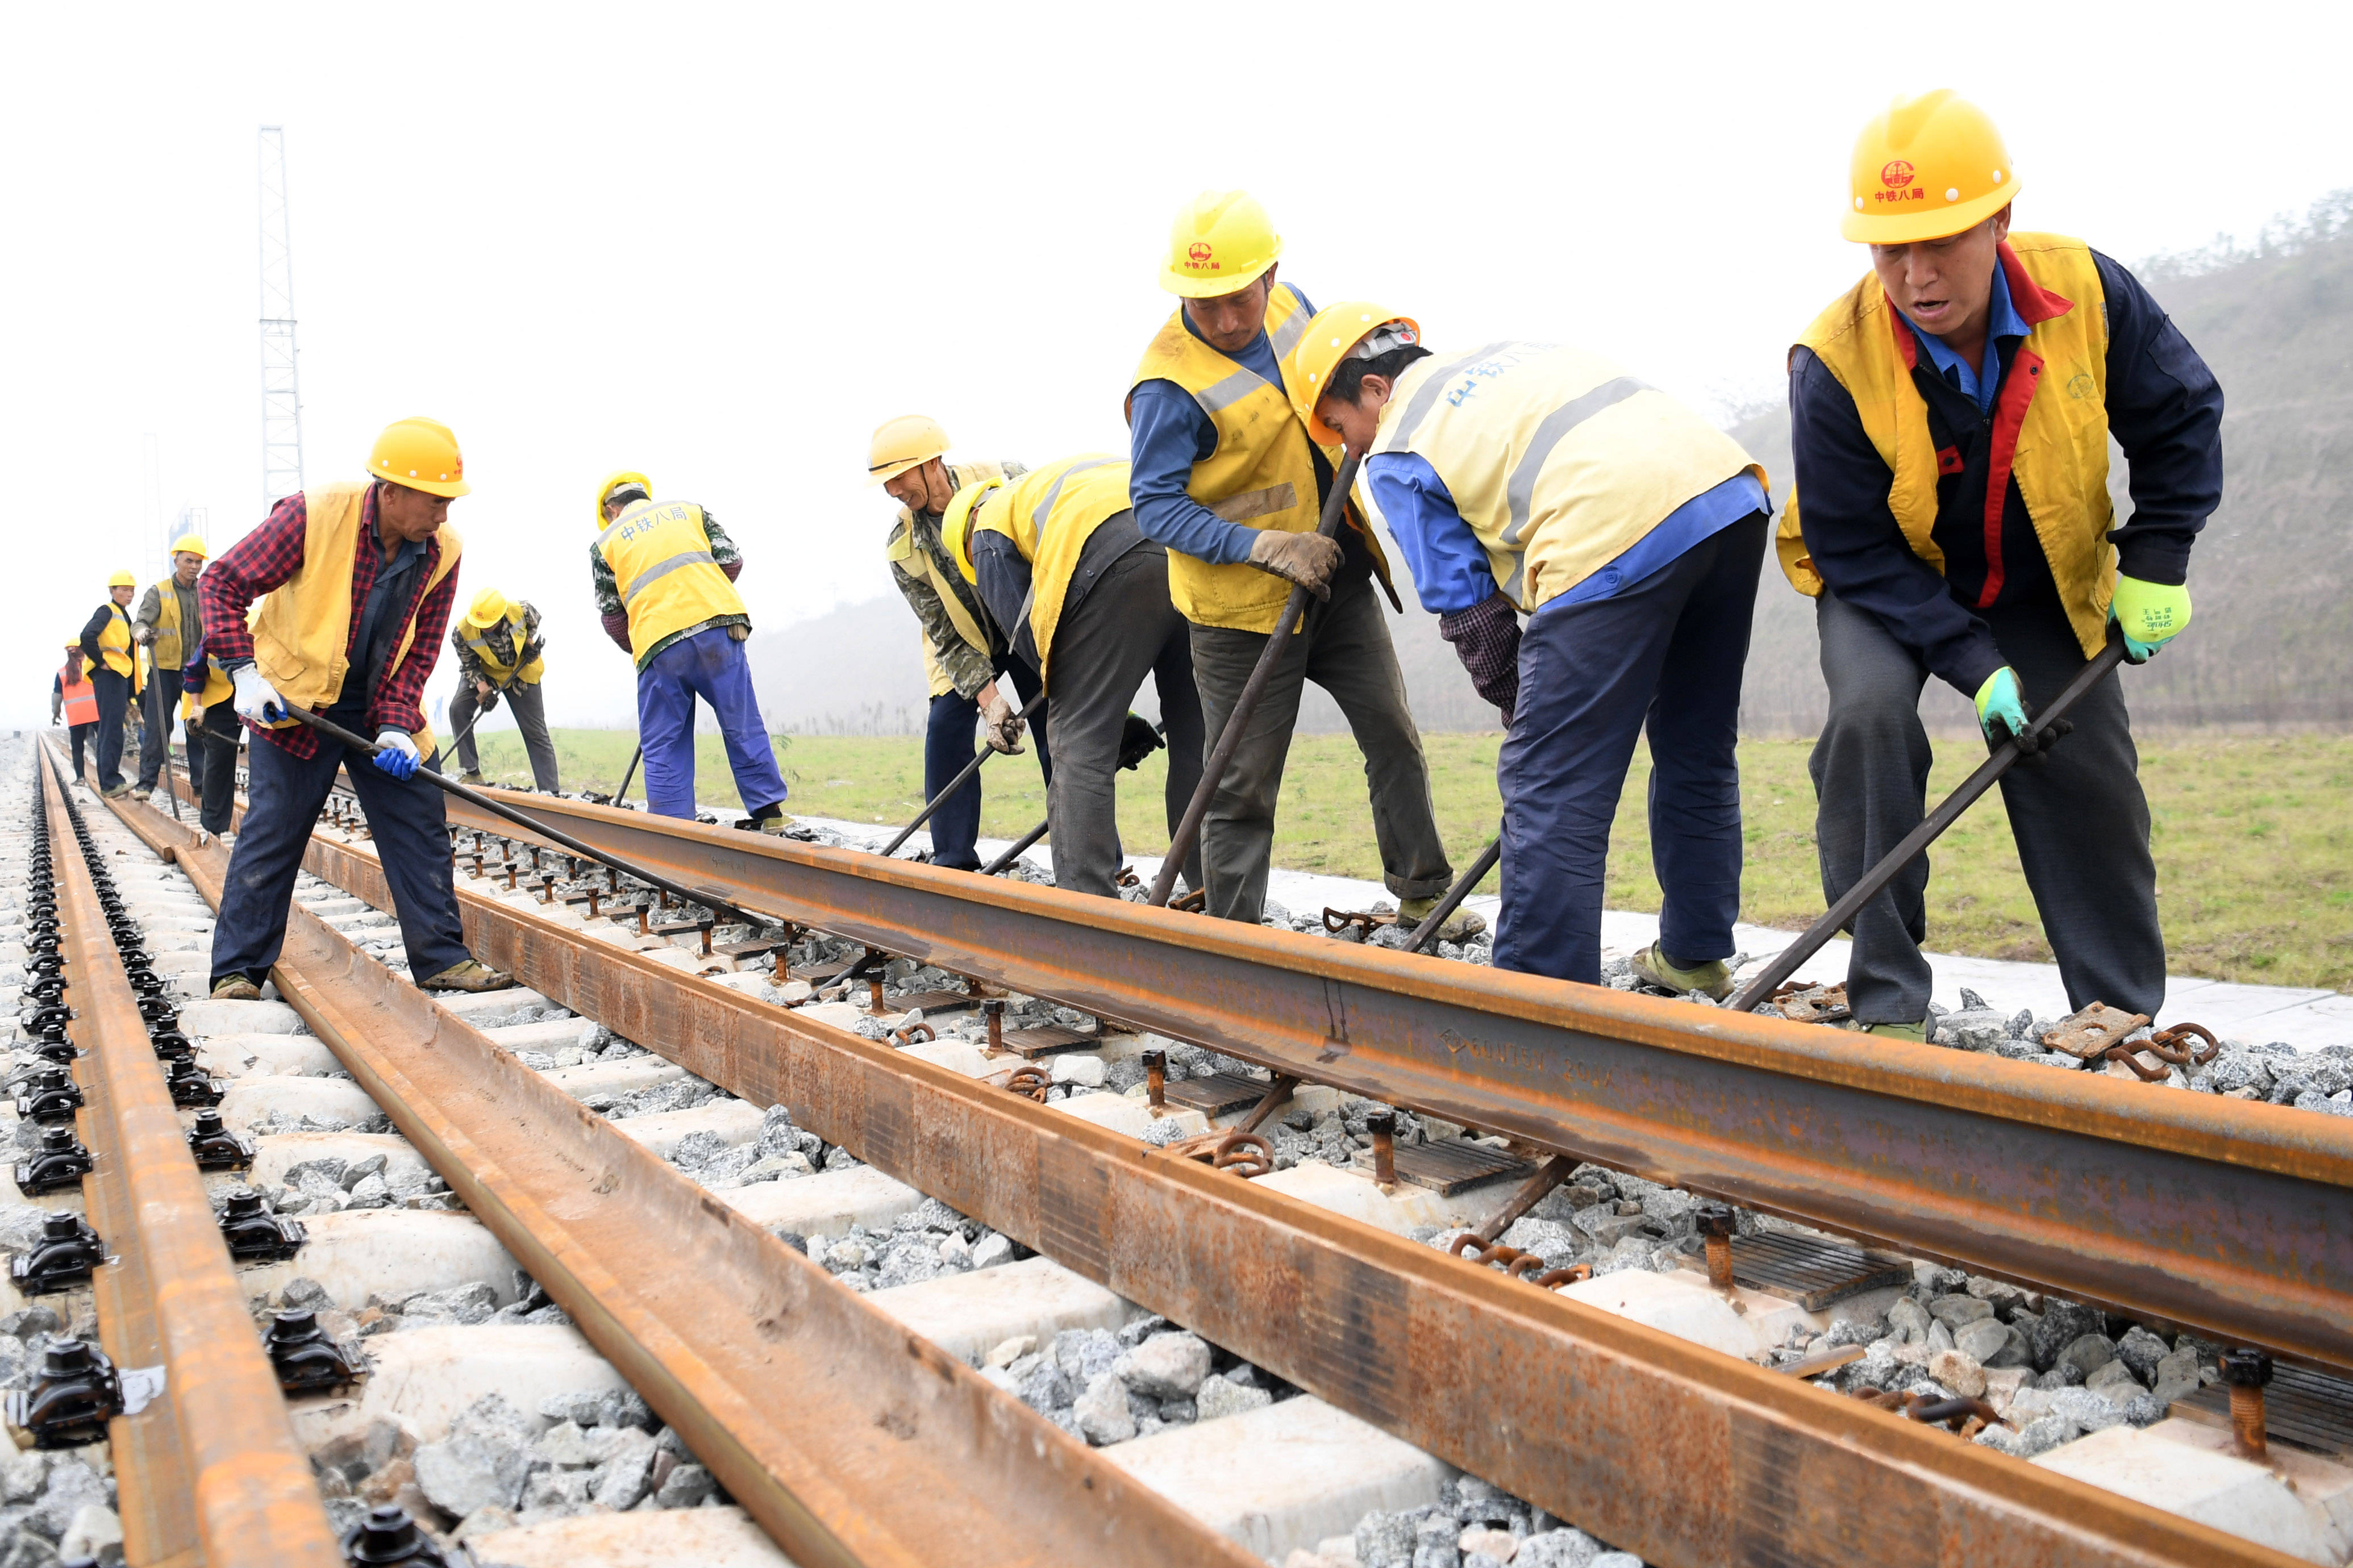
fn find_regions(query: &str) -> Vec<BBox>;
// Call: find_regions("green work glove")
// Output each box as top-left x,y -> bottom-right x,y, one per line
2109,575 -> 2191,664
1973,666 -> 2071,767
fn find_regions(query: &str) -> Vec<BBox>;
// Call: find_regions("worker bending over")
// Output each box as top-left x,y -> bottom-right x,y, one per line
201,418 -> 513,1000
449,589 -> 557,791
1128,191 -> 1459,930
868,418 -> 1051,870
942,456 -> 1203,897
76,572 -> 141,797
1298,308 -> 1770,987
1785,93 -> 2222,1036
180,630 -> 239,837
130,536 -> 208,800
591,473 -> 788,826
53,645 -> 98,782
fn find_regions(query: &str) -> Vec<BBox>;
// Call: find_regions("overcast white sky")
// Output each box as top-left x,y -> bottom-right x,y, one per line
5,0 -> 2346,729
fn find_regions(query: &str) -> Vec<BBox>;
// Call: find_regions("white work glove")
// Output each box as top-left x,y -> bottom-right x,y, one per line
372,728 -> 420,780
981,690 -> 1025,754
1247,529 -> 1342,600
231,665 -> 286,724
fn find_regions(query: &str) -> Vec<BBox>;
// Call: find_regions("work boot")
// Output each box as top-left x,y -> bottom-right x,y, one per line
1864,1019 -> 1930,1042
1629,941 -> 1734,1000
418,959 -> 515,994
101,783 -> 133,799
131,785 -> 152,802
458,770 -> 485,786
209,976 -> 263,1003
1396,896 -> 1487,944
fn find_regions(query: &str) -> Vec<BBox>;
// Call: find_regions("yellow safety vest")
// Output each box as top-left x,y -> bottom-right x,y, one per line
1128,284 -> 1391,633
597,498 -> 745,670
250,480 -> 464,755
966,455 -> 1135,679
461,607 -> 546,685
1779,233 -> 2117,658
185,656 -> 231,720
94,603 -> 135,678
147,578 -> 195,668
888,460 -> 1008,698
58,662 -> 97,725
1376,344 -> 1765,613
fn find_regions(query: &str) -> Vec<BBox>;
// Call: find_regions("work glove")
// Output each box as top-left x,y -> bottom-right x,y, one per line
372,728 -> 420,780
480,688 -> 501,714
1973,667 -> 2073,769
981,690 -> 1025,754
231,665 -> 286,724
1438,593 -> 1524,726
1247,529 -> 1342,600
2109,576 -> 2192,664
1117,712 -> 1165,772
135,626 -> 156,645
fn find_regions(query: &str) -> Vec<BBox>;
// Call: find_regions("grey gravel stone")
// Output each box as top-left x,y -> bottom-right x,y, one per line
2115,1325 -> 2170,1386
1590,1555 -> 1644,1568
1356,1510 -> 1422,1568
1195,1373 -> 1273,1421
2056,1333 -> 2117,1379
2150,1348 -> 2202,1407
654,1462 -> 714,1508
594,1385 -> 652,1431
590,1437 -> 657,1509
2047,1386 -> 2128,1432
2028,1300 -> 2102,1370
1073,1370 -> 1136,1446
1115,1332 -> 1212,1399
2085,1359 -> 2140,1403
1927,1294 -> 1992,1328
1515,1529 -> 1606,1568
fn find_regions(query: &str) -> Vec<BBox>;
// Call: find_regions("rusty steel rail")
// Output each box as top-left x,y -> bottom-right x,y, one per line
40,745 -> 345,1565
399,790 -> 2353,1379
135,802 -> 1254,1568
251,804 -> 2308,1568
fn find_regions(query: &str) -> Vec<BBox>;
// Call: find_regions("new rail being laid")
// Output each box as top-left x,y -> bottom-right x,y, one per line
116,781 -> 2322,1568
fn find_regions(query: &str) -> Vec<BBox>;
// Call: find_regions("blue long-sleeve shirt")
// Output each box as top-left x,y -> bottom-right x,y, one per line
1128,285 -> 1315,565
1366,453 -> 1767,616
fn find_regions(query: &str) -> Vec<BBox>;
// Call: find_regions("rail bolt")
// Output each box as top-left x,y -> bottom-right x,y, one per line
266,1308 -> 360,1393
1368,1112 -> 1397,1186
2220,1348 -> 2273,1459
20,1339 -> 121,1450
11,1211 -> 105,1295
982,999 -> 1005,1053
1696,1202 -> 1739,1291
342,1505 -> 452,1567
1143,1049 -> 1166,1112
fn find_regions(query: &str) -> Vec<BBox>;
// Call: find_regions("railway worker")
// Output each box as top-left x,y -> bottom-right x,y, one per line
75,570 -> 141,797
448,589 -> 558,791
200,417 -> 515,1001
130,535 -> 208,801
1784,92 -> 2222,1037
591,472 -> 790,828
1294,307 -> 1771,990
1128,190 -> 1462,932
52,643 -> 99,782
180,629 -> 240,837
938,456 -> 1204,898
867,416 -> 1052,871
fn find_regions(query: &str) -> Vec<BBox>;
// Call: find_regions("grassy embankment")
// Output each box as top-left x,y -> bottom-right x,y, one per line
475,729 -> 2352,992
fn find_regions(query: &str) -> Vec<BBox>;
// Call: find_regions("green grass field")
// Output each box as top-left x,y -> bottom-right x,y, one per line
476,728 -> 2353,992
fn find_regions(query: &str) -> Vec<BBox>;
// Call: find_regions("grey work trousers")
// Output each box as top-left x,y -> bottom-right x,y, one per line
1810,590 -> 2164,1025
451,678 -> 560,791
1188,575 -> 1452,924
1042,548 -> 1206,899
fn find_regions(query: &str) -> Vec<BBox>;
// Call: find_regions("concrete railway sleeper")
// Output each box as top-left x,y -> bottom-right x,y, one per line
124,774 -> 2353,1566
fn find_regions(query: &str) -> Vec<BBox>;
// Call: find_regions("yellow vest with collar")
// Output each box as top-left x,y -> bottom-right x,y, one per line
889,460 -> 1009,698
1779,233 -> 2115,657
965,455 -> 1134,679
147,578 -> 197,668
461,606 -> 547,685
94,603 -> 136,678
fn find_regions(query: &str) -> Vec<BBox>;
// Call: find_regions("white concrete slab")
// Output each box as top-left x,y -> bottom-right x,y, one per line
180,998 -> 305,1037
197,1032 -> 342,1078
1052,1090 -> 1209,1141
543,1058 -> 687,1099
238,1208 -> 522,1312
2033,1421 -> 2337,1563
288,1324 -> 626,1449
245,1132 -> 431,1192
609,1098 -> 764,1158
219,1074 -> 382,1132
717,1164 -> 922,1238
1253,1160 -> 1504,1235
429,987 -> 556,1021
867,1255 -> 1140,1365
467,1506 -> 795,1568
484,1018 -> 597,1053
1556,1268 -> 1761,1360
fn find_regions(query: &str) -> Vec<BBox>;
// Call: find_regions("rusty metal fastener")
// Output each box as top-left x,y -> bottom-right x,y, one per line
1532,1265 -> 1592,1288
889,1023 -> 936,1048
1005,1065 -> 1052,1102
1169,887 -> 1207,913
698,921 -> 715,957
539,878 -> 556,905
1143,1050 -> 1165,1114
1321,908 -> 1387,937
584,889 -> 601,919
2040,1002 -> 2152,1059
1210,1132 -> 1273,1179
1368,1112 -> 1396,1186
2221,1348 -> 2271,1459
635,904 -> 651,936
504,862 -> 519,890
1697,1202 -> 1738,1291
2145,1021 -> 2221,1067
982,999 -> 1005,1053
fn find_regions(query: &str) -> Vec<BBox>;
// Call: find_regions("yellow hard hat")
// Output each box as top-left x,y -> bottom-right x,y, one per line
107,570 -> 136,589
1842,90 -> 2019,245
939,477 -> 1006,585
169,534 -> 208,560
1286,304 -> 1421,447
867,415 -> 951,489
465,588 -> 512,629
368,416 -> 470,498
595,471 -> 653,528
1161,190 -> 1282,298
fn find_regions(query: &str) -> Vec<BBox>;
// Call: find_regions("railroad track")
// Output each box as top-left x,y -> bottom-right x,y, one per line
12,735 -> 2345,1566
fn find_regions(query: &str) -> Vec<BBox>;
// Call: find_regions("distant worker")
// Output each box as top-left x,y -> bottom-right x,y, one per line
1296,307 -> 1771,989
76,570 -> 141,797
1128,191 -> 1461,932
868,418 -> 1052,870
130,534 -> 208,801
448,589 -> 557,791
591,472 -> 788,827
1785,92 -> 2223,1037
52,644 -> 98,782
941,455 -> 1203,898
180,628 -> 239,837
201,417 -> 515,1000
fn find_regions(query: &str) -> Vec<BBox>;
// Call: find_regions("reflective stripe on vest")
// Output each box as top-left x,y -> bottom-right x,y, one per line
1377,344 -> 1765,612
149,580 -> 191,668
250,480 -> 464,756
95,604 -> 135,677
1128,283 -> 1391,634
597,499 -> 746,669
1780,233 -> 2114,658
461,607 -> 545,684
969,454 -> 1134,678
58,663 -> 97,725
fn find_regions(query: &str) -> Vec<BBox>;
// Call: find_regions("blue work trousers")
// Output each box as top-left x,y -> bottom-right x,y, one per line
210,727 -> 472,987
922,660 -> 1049,872
638,627 -> 788,820
1494,512 -> 1768,985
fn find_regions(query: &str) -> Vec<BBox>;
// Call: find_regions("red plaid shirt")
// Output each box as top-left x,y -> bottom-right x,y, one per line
201,483 -> 461,758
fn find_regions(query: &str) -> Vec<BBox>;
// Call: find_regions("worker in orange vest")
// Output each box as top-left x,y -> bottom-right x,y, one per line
52,644 -> 100,781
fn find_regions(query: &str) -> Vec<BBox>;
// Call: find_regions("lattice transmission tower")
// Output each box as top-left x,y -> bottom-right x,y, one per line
258,126 -> 305,518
